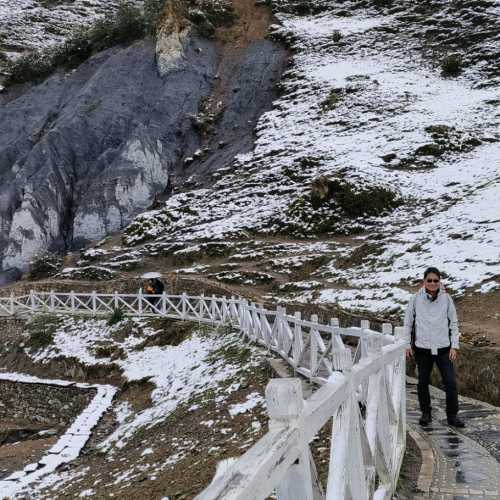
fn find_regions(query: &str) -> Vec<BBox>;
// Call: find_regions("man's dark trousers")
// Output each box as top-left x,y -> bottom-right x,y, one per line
414,345 -> 458,418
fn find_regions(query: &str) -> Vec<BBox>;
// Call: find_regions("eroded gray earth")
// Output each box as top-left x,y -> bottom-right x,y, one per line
0,29 -> 287,276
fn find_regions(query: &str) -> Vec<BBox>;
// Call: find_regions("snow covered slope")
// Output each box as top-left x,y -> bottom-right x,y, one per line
6,316 -> 270,498
0,0 -> 120,74
103,0 -> 499,314
3,0 -> 499,316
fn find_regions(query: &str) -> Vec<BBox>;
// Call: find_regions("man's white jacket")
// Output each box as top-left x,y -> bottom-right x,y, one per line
403,286 -> 460,355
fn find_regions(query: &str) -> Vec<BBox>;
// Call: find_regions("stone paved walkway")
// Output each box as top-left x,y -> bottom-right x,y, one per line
407,378 -> 500,500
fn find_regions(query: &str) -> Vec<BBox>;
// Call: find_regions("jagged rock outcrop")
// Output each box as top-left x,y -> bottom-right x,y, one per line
0,38 -> 217,270
0,1 -> 287,276
156,0 -> 192,74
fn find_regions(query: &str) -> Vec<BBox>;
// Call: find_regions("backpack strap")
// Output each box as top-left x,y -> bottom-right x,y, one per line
446,293 -> 452,340
411,294 -> 417,348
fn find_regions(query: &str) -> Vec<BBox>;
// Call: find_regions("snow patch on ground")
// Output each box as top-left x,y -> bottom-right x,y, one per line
23,315 -> 264,457
109,4 -> 499,315
0,0 -> 120,55
228,392 -> 265,417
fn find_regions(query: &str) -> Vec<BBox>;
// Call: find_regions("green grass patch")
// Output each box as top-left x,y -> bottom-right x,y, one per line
335,243 -> 385,269
94,345 -> 114,358
206,341 -> 253,366
326,179 -> 402,218
331,30 -> 342,42
135,319 -> 196,349
415,143 -> 443,156
320,88 -> 342,112
122,208 -> 174,246
94,343 -> 126,359
6,1 -> 147,86
107,308 -> 125,327
441,53 -> 462,77
25,314 -> 62,350
27,253 -> 62,280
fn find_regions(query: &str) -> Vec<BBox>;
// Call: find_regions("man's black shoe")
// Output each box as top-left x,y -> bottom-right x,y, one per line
447,416 -> 465,428
419,413 -> 432,426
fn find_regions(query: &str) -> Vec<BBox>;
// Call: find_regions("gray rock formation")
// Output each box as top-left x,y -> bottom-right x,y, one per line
0,32 -> 287,272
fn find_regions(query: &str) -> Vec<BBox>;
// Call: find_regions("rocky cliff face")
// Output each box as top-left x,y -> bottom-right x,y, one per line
43,0 -> 498,319
0,0 -> 287,275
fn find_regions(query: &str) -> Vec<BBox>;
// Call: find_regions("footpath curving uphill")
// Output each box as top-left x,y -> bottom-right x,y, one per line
1,291 -> 407,499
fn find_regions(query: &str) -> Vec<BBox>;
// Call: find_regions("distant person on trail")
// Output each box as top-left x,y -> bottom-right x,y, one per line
403,267 -> 465,428
152,277 -> 165,295
143,275 -> 165,309
144,279 -> 155,296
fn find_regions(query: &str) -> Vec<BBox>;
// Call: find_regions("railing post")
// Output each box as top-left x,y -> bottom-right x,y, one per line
161,292 -> 167,316
242,299 -> 249,336
310,314 -> 319,382
382,323 -> 393,336
70,291 -> 75,313
211,294 -> 216,323
230,295 -> 235,322
91,291 -> 97,316
394,326 -> 405,342
327,366 -> 370,499
248,302 -> 254,339
367,332 -> 383,357
360,319 -> 371,359
258,304 -> 268,350
49,290 -> 55,313
266,379 -> 314,500
222,296 -> 229,322
276,305 -> 283,350
9,293 -> 15,316
138,289 -> 143,315
199,293 -> 205,322
330,318 -> 341,370
365,331 -> 385,479
30,290 -> 36,312
181,292 -> 187,319
256,302 -> 262,339
293,311 -> 302,369
394,326 -> 407,439
114,291 -> 119,311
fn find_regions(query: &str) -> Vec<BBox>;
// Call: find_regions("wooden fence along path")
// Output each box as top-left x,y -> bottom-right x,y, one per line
0,291 -> 407,499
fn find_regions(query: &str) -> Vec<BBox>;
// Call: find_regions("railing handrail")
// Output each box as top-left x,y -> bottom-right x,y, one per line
0,290 -> 406,499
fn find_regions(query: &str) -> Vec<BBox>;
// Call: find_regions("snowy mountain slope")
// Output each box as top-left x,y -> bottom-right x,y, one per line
2,0 -> 499,318
0,0 -> 120,74
94,0 -> 499,314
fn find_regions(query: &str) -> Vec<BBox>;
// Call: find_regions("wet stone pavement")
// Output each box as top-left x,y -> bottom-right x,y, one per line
407,378 -> 500,500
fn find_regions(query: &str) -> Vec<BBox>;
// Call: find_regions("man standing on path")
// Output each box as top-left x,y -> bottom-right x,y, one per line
404,267 -> 465,428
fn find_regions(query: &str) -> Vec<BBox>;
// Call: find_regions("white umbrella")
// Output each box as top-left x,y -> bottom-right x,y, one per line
141,272 -> 162,279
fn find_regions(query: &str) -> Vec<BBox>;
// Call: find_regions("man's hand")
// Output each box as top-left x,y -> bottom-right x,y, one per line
405,348 -> 413,360
449,348 -> 458,362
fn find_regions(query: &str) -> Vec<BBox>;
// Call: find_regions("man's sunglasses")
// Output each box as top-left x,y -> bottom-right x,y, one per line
426,279 -> 440,283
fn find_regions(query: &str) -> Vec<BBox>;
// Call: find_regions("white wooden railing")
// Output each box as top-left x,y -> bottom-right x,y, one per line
0,291 -> 406,499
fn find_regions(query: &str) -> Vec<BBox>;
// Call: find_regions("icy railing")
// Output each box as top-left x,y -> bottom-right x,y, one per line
0,291 -> 406,499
